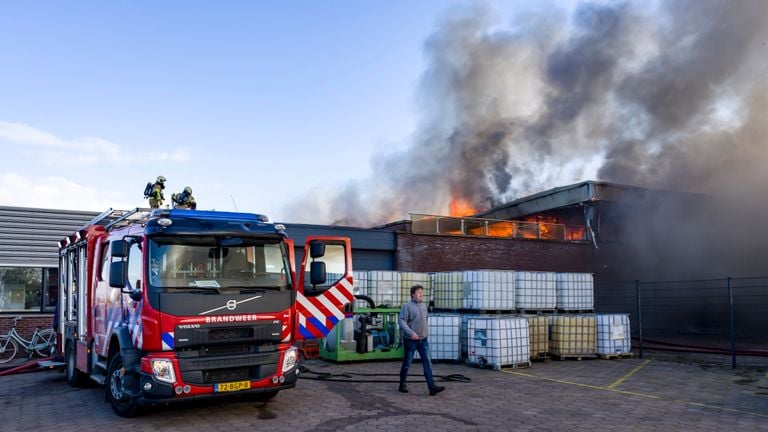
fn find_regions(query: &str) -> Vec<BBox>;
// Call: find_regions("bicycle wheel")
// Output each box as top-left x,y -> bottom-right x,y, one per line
0,335 -> 18,364
34,328 -> 56,357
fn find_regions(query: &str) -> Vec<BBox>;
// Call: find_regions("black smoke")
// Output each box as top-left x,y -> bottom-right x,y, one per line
285,0 -> 768,278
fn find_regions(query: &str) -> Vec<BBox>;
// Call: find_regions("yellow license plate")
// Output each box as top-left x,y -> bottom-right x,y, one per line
215,380 -> 251,393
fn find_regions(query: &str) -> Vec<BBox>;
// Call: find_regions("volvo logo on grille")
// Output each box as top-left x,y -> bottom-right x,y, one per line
198,295 -> 263,315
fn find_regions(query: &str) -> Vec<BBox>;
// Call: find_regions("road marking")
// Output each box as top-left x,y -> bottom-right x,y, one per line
607,359 -> 650,389
502,369 -> 660,399
502,365 -> 768,419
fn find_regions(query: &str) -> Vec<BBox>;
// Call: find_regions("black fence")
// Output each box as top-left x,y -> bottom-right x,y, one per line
596,277 -> 768,369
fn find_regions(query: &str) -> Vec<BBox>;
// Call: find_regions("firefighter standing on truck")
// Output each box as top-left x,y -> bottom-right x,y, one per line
172,186 -> 197,210
147,176 -> 166,209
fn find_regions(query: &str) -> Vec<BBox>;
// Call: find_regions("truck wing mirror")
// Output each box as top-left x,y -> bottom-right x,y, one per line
109,261 -> 127,288
310,261 -> 326,286
111,240 -> 129,258
309,240 -> 325,259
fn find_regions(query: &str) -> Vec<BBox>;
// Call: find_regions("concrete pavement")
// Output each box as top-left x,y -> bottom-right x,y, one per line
1,357 -> 766,431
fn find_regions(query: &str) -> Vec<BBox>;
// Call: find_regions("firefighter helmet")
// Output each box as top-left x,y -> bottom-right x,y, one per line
184,186 -> 192,194
156,176 -> 167,184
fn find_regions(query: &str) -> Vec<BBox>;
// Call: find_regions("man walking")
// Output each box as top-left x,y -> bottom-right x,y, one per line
398,284 -> 445,396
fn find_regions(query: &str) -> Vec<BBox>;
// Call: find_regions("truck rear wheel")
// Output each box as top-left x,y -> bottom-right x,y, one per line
65,343 -> 86,387
107,352 -> 140,417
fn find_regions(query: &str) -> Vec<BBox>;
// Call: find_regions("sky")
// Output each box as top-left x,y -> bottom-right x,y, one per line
0,1 -> 520,221
2,1 -> 766,232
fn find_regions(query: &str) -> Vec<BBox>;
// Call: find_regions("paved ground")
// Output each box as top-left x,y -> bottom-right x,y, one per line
1,356 -> 767,431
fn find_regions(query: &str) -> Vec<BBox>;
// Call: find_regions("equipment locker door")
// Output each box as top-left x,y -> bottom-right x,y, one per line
295,237 -> 354,339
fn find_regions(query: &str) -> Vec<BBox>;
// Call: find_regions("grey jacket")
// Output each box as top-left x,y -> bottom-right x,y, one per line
399,299 -> 429,340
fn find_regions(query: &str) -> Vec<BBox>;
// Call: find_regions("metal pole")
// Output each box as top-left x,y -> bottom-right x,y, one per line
728,277 -> 736,369
635,280 -> 643,359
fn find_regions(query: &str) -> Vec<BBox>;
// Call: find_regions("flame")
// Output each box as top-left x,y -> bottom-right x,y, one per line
486,221 -> 515,237
449,197 -> 477,217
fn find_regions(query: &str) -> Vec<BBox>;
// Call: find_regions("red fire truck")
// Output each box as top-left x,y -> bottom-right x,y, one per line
57,208 -> 353,416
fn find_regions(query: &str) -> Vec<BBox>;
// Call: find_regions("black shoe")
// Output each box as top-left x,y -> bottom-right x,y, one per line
398,384 -> 409,393
429,385 -> 445,396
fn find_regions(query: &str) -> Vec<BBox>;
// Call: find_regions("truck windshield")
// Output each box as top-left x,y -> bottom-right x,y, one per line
148,236 -> 291,291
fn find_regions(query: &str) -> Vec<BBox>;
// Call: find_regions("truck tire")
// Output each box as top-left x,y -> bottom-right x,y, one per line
65,343 -> 87,387
107,352 -> 140,417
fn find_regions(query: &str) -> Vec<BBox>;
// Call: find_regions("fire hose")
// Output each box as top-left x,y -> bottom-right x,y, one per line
297,365 -> 471,384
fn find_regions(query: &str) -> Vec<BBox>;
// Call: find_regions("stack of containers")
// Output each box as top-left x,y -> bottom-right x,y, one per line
462,270 -> 516,311
415,313 -> 462,361
467,316 -> 530,370
366,271 -> 402,308
549,314 -> 597,358
400,272 -> 432,306
515,271 -> 556,310
433,272 -> 464,310
523,315 -> 549,360
596,313 -> 632,356
556,273 -> 594,311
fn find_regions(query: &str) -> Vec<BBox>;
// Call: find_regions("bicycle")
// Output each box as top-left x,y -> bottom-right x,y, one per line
0,316 -> 57,364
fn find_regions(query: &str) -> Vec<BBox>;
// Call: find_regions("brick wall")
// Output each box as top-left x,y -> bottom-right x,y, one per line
396,233 -> 597,273
0,315 -> 55,341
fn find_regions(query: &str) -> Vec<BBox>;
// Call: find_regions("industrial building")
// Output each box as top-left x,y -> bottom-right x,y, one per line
3,180 -> 762,355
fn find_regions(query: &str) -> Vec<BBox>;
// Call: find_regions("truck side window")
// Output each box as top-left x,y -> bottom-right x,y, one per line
98,242 -> 109,281
127,243 -> 143,290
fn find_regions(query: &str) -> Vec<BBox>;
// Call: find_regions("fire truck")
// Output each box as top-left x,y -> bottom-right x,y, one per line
57,208 -> 353,416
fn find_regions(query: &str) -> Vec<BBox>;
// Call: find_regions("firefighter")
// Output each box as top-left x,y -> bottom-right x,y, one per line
147,176 -> 166,209
172,186 -> 197,210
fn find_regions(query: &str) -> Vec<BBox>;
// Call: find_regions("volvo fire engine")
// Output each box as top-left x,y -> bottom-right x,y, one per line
57,208 -> 353,416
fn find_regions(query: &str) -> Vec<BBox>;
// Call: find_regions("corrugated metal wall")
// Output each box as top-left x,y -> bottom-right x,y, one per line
0,206 -> 98,267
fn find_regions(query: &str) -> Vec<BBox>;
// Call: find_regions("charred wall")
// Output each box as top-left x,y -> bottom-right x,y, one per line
395,232 -> 595,273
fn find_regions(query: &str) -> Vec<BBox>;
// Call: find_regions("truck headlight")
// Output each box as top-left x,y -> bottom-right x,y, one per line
282,347 -> 298,372
151,359 -> 176,384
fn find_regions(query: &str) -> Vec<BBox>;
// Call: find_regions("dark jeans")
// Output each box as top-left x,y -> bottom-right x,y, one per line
399,337 -> 435,389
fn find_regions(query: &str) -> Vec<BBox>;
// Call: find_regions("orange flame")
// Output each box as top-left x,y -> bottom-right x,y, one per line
449,197 -> 477,217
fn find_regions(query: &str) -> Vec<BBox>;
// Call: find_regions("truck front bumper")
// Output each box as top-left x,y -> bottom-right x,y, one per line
137,367 -> 298,404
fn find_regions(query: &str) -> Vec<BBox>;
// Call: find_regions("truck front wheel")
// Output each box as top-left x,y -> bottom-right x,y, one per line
107,352 -> 140,417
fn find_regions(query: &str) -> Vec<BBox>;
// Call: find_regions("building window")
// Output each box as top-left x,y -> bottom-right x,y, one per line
0,266 -> 52,313
43,268 -> 59,312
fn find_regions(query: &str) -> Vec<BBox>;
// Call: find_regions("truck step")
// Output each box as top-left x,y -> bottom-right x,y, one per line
90,372 -> 106,385
94,360 -> 108,371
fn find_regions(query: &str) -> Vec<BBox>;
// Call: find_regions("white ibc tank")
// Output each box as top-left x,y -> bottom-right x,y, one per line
556,273 -> 594,310
597,314 -> 632,355
462,270 -> 516,311
515,271 -> 556,310
366,271 -> 401,308
467,316 -> 530,370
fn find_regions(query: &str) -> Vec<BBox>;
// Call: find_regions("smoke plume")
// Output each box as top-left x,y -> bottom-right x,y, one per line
285,0 -> 768,267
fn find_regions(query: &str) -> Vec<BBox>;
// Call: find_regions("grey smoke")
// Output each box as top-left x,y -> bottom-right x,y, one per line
285,0 -> 768,272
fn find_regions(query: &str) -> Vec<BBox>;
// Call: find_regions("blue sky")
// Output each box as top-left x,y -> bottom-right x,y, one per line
1,2 -> 461,218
